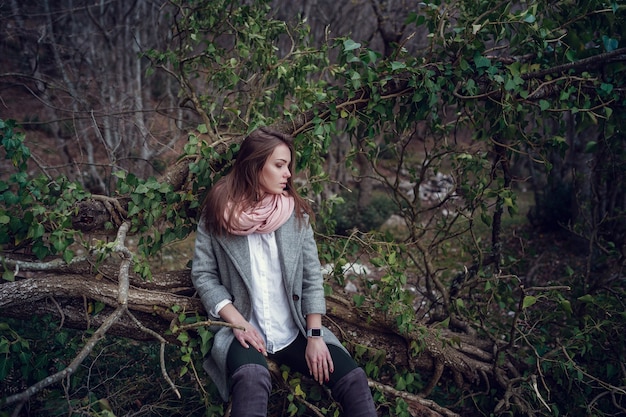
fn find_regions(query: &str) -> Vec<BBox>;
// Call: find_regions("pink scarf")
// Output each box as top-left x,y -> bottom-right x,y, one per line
226,193 -> 294,235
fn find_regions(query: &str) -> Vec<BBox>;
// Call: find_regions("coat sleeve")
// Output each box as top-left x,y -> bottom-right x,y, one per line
190,221 -> 233,316
299,222 -> 327,316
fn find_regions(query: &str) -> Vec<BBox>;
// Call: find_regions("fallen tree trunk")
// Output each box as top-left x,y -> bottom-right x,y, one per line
1,254 -> 496,377
0,248 -> 511,417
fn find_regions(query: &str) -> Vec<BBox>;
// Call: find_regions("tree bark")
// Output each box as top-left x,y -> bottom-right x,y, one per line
0,254 -> 509,395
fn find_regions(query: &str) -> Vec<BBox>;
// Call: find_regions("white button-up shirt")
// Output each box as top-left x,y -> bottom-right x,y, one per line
212,232 -> 299,354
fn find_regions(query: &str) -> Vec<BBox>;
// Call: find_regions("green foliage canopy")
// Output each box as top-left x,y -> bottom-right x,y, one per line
1,1 -> 625,416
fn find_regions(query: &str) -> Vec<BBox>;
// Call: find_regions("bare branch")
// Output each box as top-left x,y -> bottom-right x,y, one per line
1,222 -> 184,407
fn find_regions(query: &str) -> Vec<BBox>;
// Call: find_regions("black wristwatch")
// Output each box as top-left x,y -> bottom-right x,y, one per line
306,328 -> 323,338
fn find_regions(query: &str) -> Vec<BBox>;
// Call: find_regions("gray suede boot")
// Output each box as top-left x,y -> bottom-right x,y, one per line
332,367 -> 377,416
230,364 -> 272,417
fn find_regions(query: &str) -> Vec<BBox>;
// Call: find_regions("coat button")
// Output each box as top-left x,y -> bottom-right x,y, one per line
292,294 -> 300,301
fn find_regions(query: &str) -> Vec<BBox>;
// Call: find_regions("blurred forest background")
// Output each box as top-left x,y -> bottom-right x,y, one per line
1,1 -> 625,416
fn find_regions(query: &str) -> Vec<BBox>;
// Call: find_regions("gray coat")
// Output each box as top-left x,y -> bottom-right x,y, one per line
191,213 -> 347,401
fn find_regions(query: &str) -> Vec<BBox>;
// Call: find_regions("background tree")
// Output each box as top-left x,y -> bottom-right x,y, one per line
1,0 -> 185,192
1,1 -> 625,416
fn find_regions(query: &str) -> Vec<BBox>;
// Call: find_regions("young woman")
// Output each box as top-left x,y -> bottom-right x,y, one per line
191,127 -> 377,417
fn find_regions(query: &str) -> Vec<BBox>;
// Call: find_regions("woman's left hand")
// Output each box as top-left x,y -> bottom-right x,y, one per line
305,337 -> 334,384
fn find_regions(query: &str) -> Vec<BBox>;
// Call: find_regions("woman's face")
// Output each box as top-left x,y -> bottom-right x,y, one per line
259,143 -> 292,195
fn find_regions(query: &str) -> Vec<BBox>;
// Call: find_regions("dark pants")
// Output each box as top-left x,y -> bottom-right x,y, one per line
226,334 -> 377,416
226,334 -> 358,388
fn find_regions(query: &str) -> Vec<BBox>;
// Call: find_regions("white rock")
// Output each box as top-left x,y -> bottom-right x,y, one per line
344,281 -> 358,293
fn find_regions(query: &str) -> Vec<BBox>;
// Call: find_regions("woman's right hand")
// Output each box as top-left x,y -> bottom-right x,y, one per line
232,321 -> 267,356
219,303 -> 267,355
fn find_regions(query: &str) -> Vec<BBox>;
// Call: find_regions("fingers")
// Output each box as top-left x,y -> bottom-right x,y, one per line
305,339 -> 335,384
307,355 -> 333,384
233,326 -> 267,356
316,359 -> 329,384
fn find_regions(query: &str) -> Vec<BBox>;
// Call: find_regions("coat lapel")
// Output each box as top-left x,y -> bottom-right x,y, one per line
214,233 -> 252,285
275,216 -> 303,288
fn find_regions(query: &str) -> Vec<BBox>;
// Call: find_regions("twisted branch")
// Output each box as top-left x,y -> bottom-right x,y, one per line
1,222 -> 182,411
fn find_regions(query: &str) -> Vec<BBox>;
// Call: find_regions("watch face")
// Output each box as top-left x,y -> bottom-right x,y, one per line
310,329 -> 321,337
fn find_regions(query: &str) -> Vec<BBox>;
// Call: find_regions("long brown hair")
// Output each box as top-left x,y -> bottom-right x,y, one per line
201,127 -> 314,234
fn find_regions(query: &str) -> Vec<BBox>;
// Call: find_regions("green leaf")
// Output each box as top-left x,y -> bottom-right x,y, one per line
370,257 -> 384,267
287,403 -> 298,415
602,35 -> 618,52
294,384 -> 305,397
343,39 -> 361,52
2,191 -> 19,205
584,141 -> 597,153
522,295 -> 537,309
474,55 -> 491,69
600,83 -> 613,94
395,376 -> 406,390
63,249 -> 74,264
2,270 -> 15,282
390,61 -> 406,71
32,242 -> 49,260
55,331 -> 69,346
198,327 -> 213,357
523,13 -> 536,23
353,294 -> 365,307
367,50 -> 378,64
94,301 -> 106,315
436,316 -> 450,328
0,338 -> 9,354
578,294 -> 594,303
388,251 -> 397,265
560,299 -> 572,315
127,203 -> 141,217
177,332 -> 189,344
